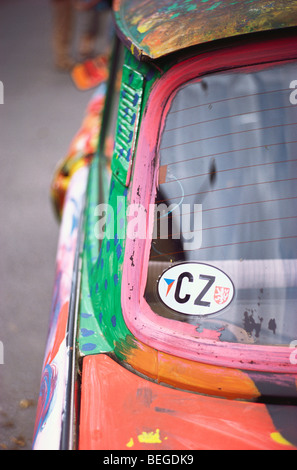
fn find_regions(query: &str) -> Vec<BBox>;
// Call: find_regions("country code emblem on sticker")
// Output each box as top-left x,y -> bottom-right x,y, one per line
214,286 -> 231,305
158,262 -> 235,316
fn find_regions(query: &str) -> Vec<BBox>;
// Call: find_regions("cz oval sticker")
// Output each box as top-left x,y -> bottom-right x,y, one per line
158,263 -> 234,316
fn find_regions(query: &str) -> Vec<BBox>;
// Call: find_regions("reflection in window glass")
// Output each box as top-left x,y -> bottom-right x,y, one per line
145,61 -> 297,346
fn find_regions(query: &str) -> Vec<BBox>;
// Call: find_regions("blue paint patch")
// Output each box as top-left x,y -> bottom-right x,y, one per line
81,312 -> 92,319
117,200 -> 123,214
82,343 -> 97,352
111,315 -> 117,327
116,244 -> 122,260
126,148 -> 131,162
71,214 -> 78,234
130,113 -> 136,125
97,251 -> 102,268
133,93 -> 139,106
81,328 -> 95,337
110,180 -> 115,196
107,212 -> 112,226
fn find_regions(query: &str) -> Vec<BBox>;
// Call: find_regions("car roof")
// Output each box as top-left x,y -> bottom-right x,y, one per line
113,0 -> 297,60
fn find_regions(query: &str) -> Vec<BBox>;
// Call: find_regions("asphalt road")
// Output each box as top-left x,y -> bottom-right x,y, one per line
0,0 -> 95,449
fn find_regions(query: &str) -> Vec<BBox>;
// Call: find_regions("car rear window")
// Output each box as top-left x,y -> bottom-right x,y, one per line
144,60 -> 297,346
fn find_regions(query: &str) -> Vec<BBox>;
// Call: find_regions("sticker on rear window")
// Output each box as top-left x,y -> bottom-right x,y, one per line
158,262 -> 235,316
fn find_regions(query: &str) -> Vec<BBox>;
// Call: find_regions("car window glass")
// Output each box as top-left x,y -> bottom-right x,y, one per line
145,61 -> 297,346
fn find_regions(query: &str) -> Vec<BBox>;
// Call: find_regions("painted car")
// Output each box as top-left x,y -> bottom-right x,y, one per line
33,0 -> 297,450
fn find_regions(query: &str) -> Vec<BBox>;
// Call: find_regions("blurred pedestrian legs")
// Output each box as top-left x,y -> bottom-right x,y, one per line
51,0 -> 75,70
76,0 -> 112,59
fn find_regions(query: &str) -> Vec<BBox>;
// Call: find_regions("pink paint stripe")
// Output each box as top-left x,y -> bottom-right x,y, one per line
121,38 -> 297,372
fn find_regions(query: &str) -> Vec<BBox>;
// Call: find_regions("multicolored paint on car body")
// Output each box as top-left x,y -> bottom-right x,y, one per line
50,84 -> 108,219
114,0 -> 297,59
33,165 -> 89,449
33,0 -> 297,451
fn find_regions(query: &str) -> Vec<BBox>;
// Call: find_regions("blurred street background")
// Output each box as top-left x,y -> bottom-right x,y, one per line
0,0 -> 98,449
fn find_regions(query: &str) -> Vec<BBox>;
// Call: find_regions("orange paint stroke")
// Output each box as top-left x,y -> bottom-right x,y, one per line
118,337 -> 260,400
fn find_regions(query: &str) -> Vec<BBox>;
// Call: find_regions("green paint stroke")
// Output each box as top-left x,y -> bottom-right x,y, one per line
206,1 -> 223,10
187,5 -> 197,11
78,50 -> 160,362
167,2 -> 179,10
78,157 -> 112,355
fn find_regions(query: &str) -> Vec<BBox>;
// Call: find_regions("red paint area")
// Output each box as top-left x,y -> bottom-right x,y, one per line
79,354 -> 296,450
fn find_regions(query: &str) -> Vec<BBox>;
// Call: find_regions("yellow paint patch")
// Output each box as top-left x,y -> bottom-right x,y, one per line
138,428 -> 162,444
271,432 -> 293,447
131,14 -> 142,26
126,437 -> 134,448
137,16 -> 159,34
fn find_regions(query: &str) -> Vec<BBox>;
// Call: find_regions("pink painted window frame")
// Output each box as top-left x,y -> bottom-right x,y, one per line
121,35 -> 297,373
